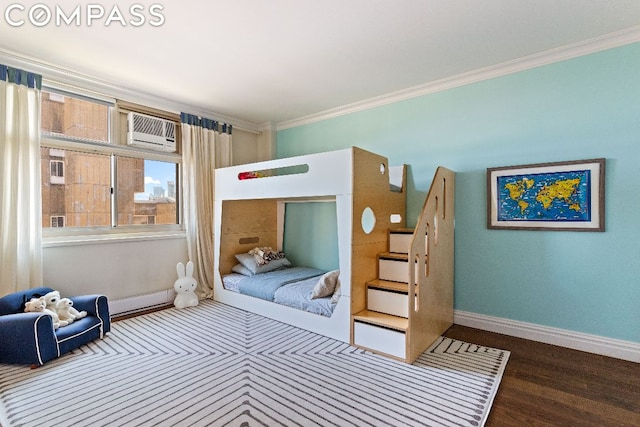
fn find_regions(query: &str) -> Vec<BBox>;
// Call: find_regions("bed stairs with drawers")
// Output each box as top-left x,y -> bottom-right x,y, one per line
351,167 -> 455,363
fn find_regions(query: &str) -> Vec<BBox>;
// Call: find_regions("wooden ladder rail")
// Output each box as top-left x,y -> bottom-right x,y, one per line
406,167 -> 455,363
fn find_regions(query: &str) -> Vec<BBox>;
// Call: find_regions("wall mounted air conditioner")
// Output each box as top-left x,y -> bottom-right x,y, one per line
127,112 -> 176,152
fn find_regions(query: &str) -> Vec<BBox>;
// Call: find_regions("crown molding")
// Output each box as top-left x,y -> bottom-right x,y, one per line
257,121 -> 276,132
0,48 -> 262,134
277,25 -> 640,131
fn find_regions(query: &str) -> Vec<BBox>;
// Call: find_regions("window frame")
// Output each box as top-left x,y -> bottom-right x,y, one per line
40,86 -> 183,241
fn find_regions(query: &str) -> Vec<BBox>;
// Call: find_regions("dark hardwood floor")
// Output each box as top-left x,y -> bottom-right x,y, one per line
444,325 -> 640,427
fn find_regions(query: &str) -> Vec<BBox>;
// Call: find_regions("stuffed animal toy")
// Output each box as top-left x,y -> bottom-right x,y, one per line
56,298 -> 87,325
248,246 -> 285,266
173,261 -> 198,309
24,296 -> 67,329
43,290 -> 62,313
43,290 -> 71,328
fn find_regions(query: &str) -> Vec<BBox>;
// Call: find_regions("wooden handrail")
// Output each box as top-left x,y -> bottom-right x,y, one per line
406,167 -> 455,363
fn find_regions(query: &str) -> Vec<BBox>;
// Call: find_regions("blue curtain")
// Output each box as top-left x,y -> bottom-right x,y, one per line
180,112 -> 232,134
0,64 -> 42,89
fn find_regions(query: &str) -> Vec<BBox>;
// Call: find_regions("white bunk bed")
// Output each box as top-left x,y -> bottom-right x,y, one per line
213,147 -> 406,343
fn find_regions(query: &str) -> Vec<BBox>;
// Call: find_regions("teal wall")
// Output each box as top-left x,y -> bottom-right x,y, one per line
276,43 -> 640,343
283,202 -> 339,271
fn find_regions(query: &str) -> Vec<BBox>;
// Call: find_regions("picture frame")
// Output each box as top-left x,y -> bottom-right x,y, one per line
487,158 -> 605,231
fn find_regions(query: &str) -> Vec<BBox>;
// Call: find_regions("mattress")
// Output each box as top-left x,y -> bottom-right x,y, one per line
222,272 -> 336,317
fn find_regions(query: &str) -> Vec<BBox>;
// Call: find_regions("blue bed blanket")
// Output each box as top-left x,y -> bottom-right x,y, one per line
238,267 -> 325,301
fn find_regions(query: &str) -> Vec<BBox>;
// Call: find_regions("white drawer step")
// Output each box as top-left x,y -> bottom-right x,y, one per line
368,287 -> 408,318
379,258 -> 424,283
353,321 -> 406,359
389,232 -> 411,254
389,232 -> 427,254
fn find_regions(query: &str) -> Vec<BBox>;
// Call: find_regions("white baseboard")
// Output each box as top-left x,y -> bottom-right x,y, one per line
110,289 -> 175,316
454,310 -> 640,363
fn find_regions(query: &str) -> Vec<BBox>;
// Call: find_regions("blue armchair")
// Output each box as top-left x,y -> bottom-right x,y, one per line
0,287 -> 110,366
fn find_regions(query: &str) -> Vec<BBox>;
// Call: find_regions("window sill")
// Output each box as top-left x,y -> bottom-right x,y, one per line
42,230 -> 187,248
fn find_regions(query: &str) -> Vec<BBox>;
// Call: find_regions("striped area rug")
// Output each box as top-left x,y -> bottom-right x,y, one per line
0,300 -> 509,427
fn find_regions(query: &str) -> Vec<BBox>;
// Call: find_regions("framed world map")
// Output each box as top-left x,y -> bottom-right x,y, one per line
487,158 -> 605,231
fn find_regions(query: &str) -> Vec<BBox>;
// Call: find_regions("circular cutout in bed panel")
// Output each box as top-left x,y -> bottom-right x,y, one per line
361,207 -> 376,234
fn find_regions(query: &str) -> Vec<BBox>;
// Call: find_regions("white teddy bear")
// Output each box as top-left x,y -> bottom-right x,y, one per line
43,290 -> 62,312
173,261 -> 199,309
43,290 -> 70,328
24,296 -> 67,329
56,298 -> 88,325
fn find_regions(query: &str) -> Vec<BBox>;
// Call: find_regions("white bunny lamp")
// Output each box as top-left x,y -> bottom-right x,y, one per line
173,261 -> 199,309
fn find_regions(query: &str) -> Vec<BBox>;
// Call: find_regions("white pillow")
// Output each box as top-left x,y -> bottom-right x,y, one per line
330,280 -> 341,304
310,270 -> 340,299
235,253 -> 291,275
231,263 -> 254,276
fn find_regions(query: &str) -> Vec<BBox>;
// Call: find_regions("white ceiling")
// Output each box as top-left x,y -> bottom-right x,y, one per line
1,0 -> 639,127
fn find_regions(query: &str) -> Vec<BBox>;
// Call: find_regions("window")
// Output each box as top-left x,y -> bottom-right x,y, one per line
41,147 -> 111,228
50,160 -> 64,177
116,157 -> 178,226
49,160 -> 64,184
50,216 -> 65,228
41,90 -> 110,143
40,88 -> 181,235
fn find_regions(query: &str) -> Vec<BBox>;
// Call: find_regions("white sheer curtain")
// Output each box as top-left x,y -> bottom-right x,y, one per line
0,65 -> 42,296
216,123 -> 233,168
181,114 -> 232,298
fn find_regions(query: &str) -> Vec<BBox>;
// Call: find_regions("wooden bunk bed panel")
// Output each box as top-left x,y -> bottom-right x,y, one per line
218,199 -> 278,275
355,156 -> 406,234
351,147 -> 398,245
350,148 -> 407,316
349,242 -> 382,314
385,164 -> 407,229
